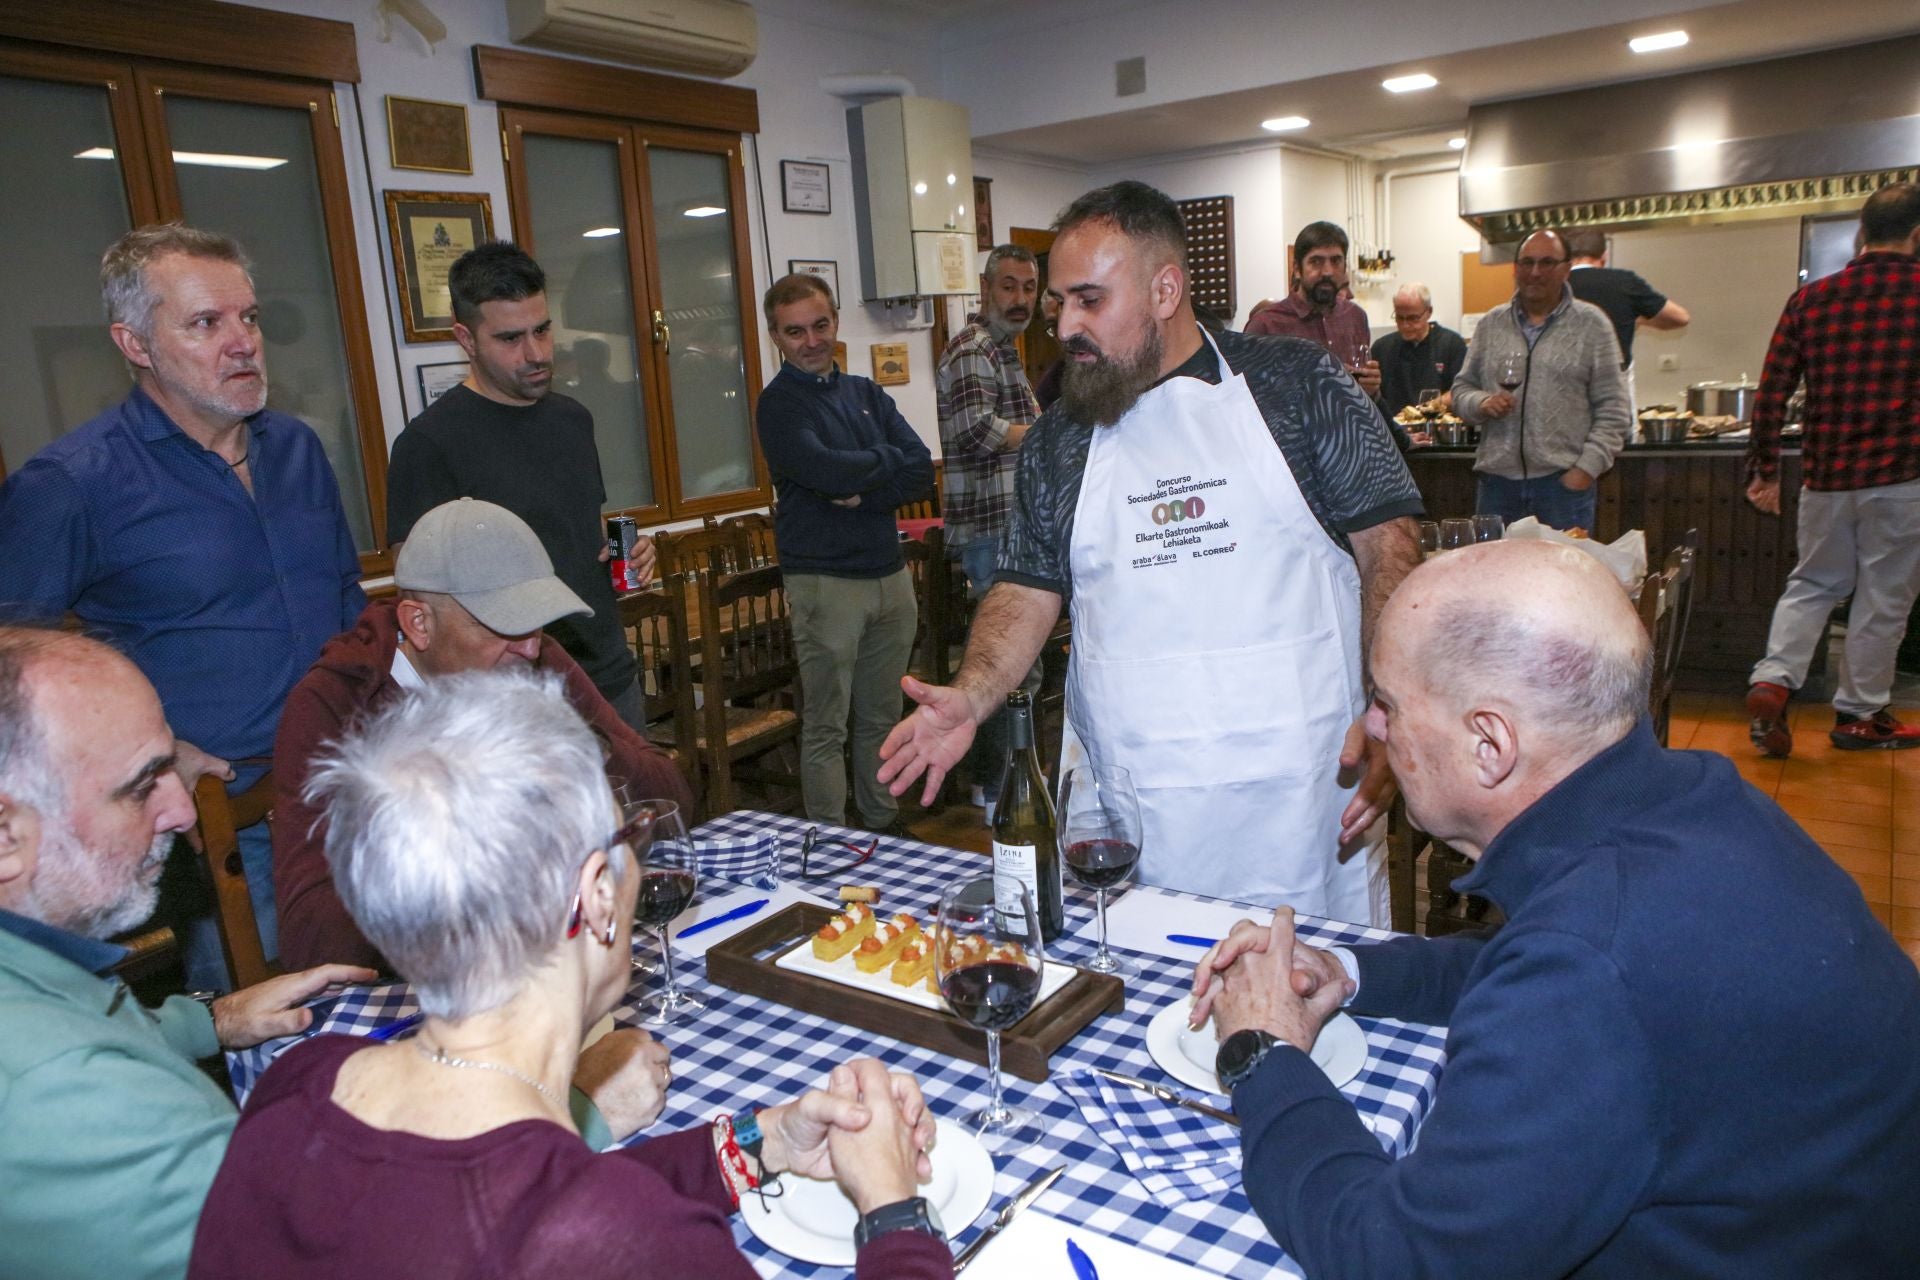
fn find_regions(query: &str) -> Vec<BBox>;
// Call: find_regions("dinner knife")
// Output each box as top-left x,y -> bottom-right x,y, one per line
951,1164 -> 1066,1273
1089,1066 -> 1240,1127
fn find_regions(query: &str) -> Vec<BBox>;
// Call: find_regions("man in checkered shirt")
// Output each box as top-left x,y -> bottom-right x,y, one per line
1746,183 -> 1920,755
935,244 -> 1046,814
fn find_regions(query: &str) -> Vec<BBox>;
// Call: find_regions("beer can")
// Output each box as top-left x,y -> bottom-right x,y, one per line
607,515 -> 640,592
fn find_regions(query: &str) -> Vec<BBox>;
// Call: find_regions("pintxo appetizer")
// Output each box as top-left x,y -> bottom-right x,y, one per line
810,902 -> 874,961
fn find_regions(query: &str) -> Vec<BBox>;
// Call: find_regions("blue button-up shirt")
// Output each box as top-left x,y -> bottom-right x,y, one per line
0,386 -> 365,760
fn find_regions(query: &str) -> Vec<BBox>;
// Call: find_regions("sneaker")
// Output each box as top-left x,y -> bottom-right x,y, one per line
1746,681 -> 1793,758
1829,709 -> 1920,751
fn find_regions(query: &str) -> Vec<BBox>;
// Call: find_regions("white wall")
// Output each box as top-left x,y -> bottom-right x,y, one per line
1380,166 -> 1481,334
1609,217 -> 1802,407
972,148 -> 1091,240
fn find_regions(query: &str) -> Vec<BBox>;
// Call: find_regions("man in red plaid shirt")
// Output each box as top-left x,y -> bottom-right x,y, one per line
1746,183 -> 1920,755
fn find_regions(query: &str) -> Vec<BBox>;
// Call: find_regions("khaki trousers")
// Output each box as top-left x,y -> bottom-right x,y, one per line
787,569 -> 919,826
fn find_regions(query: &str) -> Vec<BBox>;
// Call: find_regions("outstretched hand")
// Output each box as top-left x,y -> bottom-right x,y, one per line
211,964 -> 379,1049
1337,714 -> 1395,847
877,676 -> 979,805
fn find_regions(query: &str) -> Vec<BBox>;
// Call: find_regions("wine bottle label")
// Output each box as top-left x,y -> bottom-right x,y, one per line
992,840 -> 1042,919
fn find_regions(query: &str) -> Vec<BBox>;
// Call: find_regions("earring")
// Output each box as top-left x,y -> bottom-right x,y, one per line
603,918 -> 618,947
565,894 -> 584,939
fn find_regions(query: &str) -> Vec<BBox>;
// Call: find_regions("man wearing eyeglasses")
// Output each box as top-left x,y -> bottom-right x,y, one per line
1450,230 -> 1632,531
1372,283 -> 1467,420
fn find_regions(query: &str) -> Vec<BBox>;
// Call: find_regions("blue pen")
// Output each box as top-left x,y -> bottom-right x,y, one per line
677,897 -> 770,940
366,1012 -> 423,1042
1166,933 -> 1220,948
1066,1238 -> 1100,1280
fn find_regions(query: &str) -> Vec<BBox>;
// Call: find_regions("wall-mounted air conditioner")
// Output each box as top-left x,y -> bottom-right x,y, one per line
505,0 -> 758,78
847,96 -> 976,302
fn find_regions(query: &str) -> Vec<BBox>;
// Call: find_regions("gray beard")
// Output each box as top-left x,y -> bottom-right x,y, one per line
22,825 -> 173,941
1059,324 -> 1165,428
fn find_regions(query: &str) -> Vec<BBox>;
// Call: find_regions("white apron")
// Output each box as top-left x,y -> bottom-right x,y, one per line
1061,329 -> 1387,926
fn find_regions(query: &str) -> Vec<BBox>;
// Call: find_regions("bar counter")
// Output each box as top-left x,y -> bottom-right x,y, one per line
1406,438 -> 1804,691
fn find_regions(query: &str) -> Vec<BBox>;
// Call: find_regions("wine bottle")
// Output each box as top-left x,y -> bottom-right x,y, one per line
991,691 -> 1064,942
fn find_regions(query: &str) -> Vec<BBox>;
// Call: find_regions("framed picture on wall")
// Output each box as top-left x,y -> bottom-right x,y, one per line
781,160 -> 831,214
871,342 -> 910,386
416,360 -> 469,411
973,176 -> 994,250
385,96 -> 472,174
384,190 -> 494,343
787,258 -> 840,306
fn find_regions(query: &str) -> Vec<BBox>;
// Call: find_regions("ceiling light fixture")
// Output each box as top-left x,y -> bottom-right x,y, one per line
683,205 -> 726,218
582,226 -> 621,238
1629,30 -> 1689,54
1261,116 -> 1310,132
1448,136 -> 1467,150
913,181 -> 928,195
76,145 -> 287,170
1382,73 -> 1438,94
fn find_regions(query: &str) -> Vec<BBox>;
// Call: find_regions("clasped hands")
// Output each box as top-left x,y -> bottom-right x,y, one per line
1189,909 -> 1355,1055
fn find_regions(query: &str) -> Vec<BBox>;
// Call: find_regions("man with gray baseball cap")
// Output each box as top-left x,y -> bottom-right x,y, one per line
270,499 -> 691,971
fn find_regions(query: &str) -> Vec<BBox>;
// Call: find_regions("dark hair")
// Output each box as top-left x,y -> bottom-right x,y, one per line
1861,183 -> 1920,247
448,242 -> 545,328
1563,228 -> 1608,259
762,272 -> 836,325
1051,181 -> 1188,271
1292,221 -> 1349,267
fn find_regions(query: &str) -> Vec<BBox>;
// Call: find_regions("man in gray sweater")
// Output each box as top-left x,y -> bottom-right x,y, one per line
1451,230 -> 1632,531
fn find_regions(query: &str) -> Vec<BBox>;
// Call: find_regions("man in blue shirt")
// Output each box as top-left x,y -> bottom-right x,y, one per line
1194,540 -> 1920,1277
0,225 -> 365,985
755,274 -> 933,832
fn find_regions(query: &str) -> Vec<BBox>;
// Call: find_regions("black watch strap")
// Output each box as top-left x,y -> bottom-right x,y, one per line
1216,1028 -> 1281,1092
852,1196 -> 945,1248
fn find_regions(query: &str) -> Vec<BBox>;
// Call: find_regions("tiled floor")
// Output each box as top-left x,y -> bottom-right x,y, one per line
904,689 -> 1920,967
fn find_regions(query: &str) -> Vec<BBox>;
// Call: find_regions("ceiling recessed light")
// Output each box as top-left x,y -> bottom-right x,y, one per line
1382,73 -> 1438,94
1448,136 -> 1467,150
946,172 -> 957,185
913,181 -> 928,195
1261,116 -> 1311,132
683,205 -> 726,218
582,226 -> 621,238
1629,30 -> 1689,53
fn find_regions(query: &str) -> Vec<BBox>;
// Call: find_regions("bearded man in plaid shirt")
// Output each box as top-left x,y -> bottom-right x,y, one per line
936,243 -> 1045,814
1746,183 -> 1920,755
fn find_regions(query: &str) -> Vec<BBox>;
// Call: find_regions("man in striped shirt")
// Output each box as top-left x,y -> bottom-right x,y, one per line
936,244 -> 1043,813
1746,183 -> 1920,755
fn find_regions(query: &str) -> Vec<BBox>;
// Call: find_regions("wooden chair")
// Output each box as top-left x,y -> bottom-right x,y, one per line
656,523 -> 752,580
895,491 -> 940,522
193,771 -> 278,990
691,564 -> 803,815
1637,529 -> 1699,745
715,511 -> 777,567
616,575 -> 701,810
923,526 -> 970,685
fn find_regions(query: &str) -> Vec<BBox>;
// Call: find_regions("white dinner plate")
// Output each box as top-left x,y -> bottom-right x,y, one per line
1145,996 -> 1367,1096
739,1116 -> 994,1266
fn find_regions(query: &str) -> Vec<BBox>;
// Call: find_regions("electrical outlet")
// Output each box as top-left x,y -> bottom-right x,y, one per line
1658,354 -> 1680,371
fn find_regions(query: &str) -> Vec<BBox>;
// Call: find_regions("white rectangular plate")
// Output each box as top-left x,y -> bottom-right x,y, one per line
774,933 -> 1075,1013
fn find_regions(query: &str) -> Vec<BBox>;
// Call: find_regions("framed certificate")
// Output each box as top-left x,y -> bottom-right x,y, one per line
384,190 -> 494,343
781,160 -> 830,214
415,360 -> 469,411
787,258 -> 839,306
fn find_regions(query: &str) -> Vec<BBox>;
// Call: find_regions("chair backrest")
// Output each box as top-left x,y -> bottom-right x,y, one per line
1636,532 -> 1698,744
899,533 -> 941,682
193,771 -> 277,990
924,525 -> 971,684
716,511 -> 777,567
616,575 -> 700,796
695,564 -> 798,707
895,493 -> 940,522
656,524 -> 752,579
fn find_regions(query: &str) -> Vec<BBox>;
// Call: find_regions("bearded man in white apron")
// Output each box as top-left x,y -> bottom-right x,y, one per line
880,181 -> 1423,927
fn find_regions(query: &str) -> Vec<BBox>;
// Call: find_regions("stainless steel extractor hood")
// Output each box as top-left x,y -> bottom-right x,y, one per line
1460,34 -> 1920,242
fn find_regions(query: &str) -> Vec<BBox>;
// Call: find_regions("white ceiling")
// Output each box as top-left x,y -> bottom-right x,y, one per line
967,0 -> 1920,165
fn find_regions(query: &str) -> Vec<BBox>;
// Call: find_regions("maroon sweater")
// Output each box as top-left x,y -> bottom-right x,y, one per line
188,1037 -> 953,1279
272,598 -> 694,972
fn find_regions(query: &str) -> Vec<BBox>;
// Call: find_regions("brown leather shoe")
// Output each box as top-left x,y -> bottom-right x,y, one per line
1746,682 -> 1793,757
1830,709 -> 1920,751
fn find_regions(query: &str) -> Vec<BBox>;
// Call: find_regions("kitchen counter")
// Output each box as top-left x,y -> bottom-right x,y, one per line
1406,440 -> 1806,691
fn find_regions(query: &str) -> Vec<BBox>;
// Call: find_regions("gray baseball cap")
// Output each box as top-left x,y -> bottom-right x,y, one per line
394,498 -> 592,636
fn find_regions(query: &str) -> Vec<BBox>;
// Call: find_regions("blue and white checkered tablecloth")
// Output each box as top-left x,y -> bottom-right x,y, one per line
230,811 -> 1449,1279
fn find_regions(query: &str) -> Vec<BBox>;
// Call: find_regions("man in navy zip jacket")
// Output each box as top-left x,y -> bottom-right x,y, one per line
756,274 -> 934,831
1194,539 -> 1920,1278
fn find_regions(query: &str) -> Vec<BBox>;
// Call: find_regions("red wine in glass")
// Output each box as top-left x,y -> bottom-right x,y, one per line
635,800 -> 704,1025
1498,376 -> 1522,391
635,870 -> 696,928
1064,838 -> 1140,890
939,962 -> 1041,1032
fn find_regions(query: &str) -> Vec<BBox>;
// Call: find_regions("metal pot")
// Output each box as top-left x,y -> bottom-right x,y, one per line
1434,422 -> 1476,447
1686,380 -> 1759,422
1641,414 -> 1693,444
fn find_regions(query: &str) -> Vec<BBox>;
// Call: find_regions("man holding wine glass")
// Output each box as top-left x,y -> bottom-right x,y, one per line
1449,229 -> 1632,532
1372,283 -> 1467,420
1245,222 -> 1383,402
881,181 -> 1424,928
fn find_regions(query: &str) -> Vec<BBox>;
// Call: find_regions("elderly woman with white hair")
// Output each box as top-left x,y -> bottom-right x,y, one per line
188,671 -> 953,1279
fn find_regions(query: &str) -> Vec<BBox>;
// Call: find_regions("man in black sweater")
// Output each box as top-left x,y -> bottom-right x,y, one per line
1194,539 -> 1920,1278
385,243 -> 653,731
756,275 -> 933,831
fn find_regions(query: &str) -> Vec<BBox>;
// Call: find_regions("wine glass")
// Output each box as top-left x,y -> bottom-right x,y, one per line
1472,514 -> 1506,544
1417,520 -> 1442,559
937,875 -> 1045,1151
608,779 -> 658,974
635,800 -> 704,1025
1439,518 -> 1475,553
1059,765 -> 1140,976
1496,354 -> 1524,396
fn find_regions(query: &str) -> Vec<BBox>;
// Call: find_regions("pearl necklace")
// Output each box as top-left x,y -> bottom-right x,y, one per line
415,1042 -> 563,1108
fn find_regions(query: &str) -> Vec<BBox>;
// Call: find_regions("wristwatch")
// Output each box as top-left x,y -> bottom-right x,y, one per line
852,1196 -> 946,1248
1216,1028 -> 1281,1092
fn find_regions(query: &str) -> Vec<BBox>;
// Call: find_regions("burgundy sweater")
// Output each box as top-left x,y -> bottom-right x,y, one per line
272,598 -> 694,972
188,1037 -> 953,1279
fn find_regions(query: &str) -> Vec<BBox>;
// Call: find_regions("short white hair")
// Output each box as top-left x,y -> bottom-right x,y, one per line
1394,282 -> 1433,310
305,669 -> 621,1019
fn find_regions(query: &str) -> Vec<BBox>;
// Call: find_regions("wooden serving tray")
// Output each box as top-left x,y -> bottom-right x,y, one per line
705,903 -> 1124,1082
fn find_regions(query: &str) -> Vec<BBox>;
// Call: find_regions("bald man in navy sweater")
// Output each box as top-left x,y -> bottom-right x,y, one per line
1194,540 -> 1920,1278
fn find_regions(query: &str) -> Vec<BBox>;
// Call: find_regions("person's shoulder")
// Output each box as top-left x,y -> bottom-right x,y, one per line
1567,298 -> 1615,330
939,322 -> 993,365
19,396 -> 142,482
1220,327 -> 1339,384
245,1034 -> 361,1111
